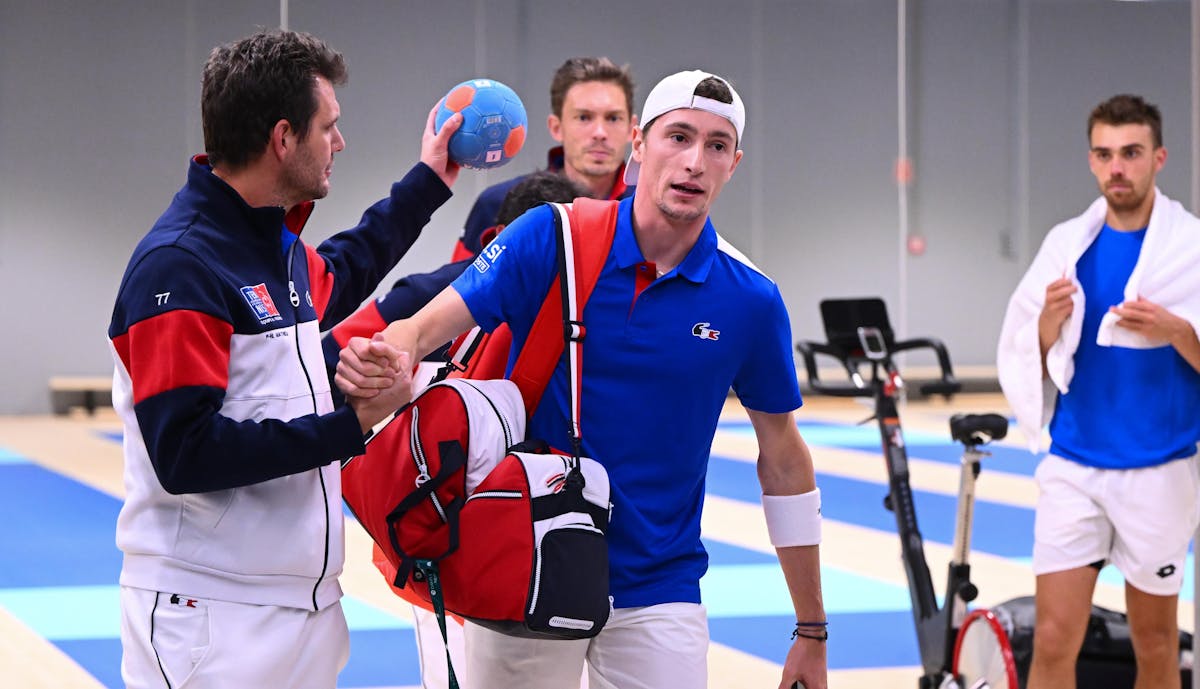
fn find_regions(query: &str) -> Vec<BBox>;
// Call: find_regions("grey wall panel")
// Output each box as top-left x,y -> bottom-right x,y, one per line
1026,1 -> 1191,256
0,1 -> 272,413
906,0 -> 1017,366
1,0 -> 1194,412
751,2 -> 901,350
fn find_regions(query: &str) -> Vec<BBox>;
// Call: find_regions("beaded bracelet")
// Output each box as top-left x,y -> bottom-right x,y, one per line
791,620 -> 829,642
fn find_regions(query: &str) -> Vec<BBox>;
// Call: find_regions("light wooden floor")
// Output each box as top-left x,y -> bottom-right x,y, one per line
0,394 -> 1191,688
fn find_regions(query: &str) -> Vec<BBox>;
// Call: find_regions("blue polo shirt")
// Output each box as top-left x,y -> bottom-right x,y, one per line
452,196 -> 802,608
1050,224 -> 1200,468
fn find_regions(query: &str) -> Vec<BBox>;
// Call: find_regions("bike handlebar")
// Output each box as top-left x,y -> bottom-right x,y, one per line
795,336 -> 962,398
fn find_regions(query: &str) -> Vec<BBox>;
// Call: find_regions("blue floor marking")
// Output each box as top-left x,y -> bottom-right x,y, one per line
703,563 -> 911,617
721,418 -> 948,446
0,446 -> 28,463
52,631 -> 422,689
55,638 -> 123,689
0,585 -> 412,640
0,585 -> 119,640
3,418 -> 1048,685
0,464 -> 122,588
342,596 -> 415,631
0,443 -> 927,681
339,628 -> 422,687
710,611 -> 921,669
0,453 -> 428,688
720,419 -> 1042,476
707,454 -> 1035,558
702,536 -> 778,565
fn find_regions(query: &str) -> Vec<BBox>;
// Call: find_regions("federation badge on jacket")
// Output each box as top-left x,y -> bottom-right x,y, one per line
241,283 -> 282,324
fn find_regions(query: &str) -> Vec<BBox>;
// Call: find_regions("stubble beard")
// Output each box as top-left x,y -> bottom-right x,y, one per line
282,148 -> 330,205
572,155 -> 619,184
656,197 -> 705,223
1102,181 -> 1148,215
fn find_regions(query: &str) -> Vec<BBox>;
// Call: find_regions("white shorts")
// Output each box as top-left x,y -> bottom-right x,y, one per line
120,586 -> 349,689
463,602 -> 709,689
1033,453 -> 1200,596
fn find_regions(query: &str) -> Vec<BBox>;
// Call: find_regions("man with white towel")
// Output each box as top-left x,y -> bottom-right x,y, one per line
997,93 -> 1200,689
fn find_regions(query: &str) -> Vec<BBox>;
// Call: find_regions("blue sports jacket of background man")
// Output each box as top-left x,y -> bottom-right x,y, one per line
107,156 -> 451,611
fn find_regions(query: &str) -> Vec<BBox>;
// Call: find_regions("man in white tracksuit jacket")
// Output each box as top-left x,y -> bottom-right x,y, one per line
997,94 -> 1200,689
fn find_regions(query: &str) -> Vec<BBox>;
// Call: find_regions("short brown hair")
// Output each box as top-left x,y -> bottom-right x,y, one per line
202,30 -> 348,169
1088,94 -> 1162,148
548,57 -> 634,118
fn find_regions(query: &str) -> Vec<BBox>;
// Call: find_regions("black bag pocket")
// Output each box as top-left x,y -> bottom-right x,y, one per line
525,522 -> 610,639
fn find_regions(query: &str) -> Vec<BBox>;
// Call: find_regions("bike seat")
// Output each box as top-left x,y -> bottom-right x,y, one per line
949,413 -> 1008,446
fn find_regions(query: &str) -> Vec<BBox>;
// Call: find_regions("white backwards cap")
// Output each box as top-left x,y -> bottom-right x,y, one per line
624,69 -> 745,185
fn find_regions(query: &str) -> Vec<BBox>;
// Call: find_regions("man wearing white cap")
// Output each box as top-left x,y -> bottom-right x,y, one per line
337,69 -> 828,689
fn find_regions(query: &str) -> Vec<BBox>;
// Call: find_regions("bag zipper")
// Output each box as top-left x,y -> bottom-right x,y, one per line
465,490 -> 523,502
458,380 -> 514,448
408,406 -> 448,523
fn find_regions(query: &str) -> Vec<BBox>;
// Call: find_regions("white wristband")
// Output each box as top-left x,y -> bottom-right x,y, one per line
762,489 -> 822,547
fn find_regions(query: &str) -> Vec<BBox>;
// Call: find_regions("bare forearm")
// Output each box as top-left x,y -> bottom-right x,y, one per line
1170,323 -> 1200,374
380,286 -> 476,362
756,438 -> 817,496
778,545 -> 824,620
749,412 -> 824,612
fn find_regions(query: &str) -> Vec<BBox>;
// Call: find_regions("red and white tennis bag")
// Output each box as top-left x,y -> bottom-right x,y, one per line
342,377 -> 612,638
341,197 -> 621,640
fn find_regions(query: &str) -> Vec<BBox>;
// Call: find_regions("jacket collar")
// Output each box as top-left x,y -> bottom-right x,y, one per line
188,154 -> 315,238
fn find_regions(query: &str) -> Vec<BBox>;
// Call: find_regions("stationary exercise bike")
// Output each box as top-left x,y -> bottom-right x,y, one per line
796,297 -> 1016,688
796,297 -> 1194,688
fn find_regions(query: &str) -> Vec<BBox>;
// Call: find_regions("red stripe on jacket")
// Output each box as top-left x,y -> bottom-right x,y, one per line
330,301 -> 388,348
113,310 -> 233,404
305,243 -> 335,320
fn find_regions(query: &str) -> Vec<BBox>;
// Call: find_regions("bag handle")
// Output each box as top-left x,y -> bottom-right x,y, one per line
551,202 -> 586,462
383,440 -> 468,585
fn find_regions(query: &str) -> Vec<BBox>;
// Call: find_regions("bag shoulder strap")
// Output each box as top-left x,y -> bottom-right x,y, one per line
508,198 -> 619,415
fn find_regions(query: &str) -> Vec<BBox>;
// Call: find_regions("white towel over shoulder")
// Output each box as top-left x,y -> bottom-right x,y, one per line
996,189 -> 1200,452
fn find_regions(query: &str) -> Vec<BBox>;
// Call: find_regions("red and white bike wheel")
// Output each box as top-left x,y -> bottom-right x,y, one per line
951,609 -> 1018,689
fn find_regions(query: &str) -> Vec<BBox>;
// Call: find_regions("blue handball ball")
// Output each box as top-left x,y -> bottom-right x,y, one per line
435,78 -> 528,170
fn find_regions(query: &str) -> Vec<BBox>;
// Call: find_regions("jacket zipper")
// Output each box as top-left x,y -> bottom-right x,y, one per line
285,239 -> 331,612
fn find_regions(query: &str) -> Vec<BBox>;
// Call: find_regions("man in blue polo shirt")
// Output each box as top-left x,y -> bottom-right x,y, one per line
338,69 -> 828,689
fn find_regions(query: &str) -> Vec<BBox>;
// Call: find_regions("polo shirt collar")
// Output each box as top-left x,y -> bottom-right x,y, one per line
611,197 -> 718,284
